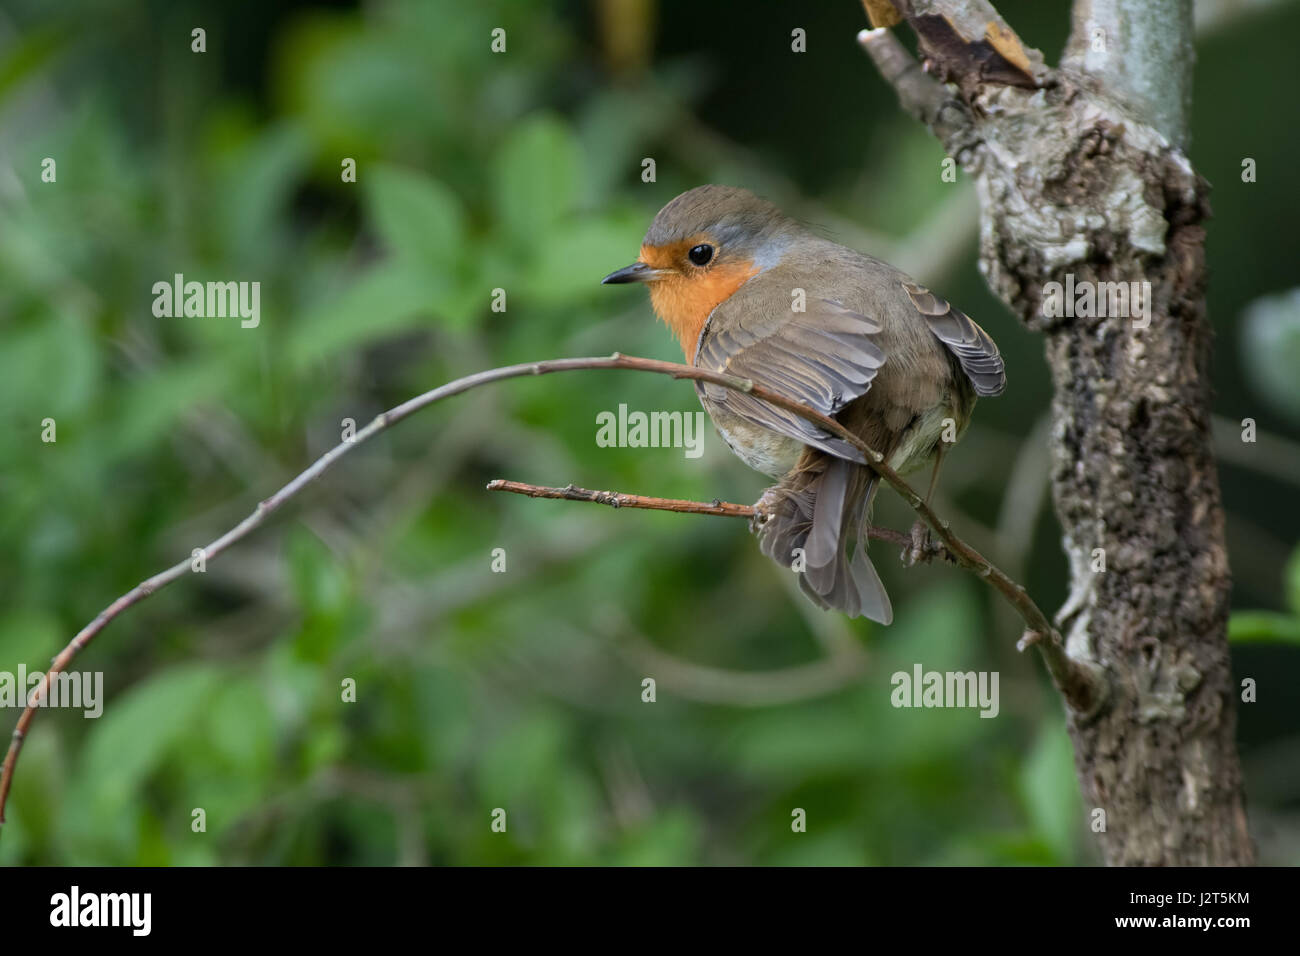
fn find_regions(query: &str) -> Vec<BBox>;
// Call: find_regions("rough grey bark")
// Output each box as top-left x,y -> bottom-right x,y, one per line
863,0 -> 1254,864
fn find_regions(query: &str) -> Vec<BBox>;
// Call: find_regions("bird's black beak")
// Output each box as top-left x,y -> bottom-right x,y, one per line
601,261 -> 660,285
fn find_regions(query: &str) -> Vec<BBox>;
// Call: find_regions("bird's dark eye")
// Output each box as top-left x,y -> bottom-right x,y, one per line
688,244 -> 714,266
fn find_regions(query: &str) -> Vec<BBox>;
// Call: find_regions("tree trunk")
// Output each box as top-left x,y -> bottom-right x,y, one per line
862,0 -> 1254,864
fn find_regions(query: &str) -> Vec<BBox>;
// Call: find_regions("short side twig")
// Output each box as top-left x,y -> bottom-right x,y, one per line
485,479 -> 922,553
857,26 -> 975,152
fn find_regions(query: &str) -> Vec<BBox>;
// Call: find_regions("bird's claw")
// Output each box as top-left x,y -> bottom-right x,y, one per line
902,519 -> 941,567
750,488 -> 780,533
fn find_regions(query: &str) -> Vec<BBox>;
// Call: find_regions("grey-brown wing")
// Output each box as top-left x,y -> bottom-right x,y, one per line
695,297 -> 886,463
902,281 -> 1006,397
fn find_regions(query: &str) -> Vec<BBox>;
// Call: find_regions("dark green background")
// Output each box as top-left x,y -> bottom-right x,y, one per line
1,0 -> 1297,864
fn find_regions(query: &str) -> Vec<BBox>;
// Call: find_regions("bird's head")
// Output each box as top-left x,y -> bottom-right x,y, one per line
603,185 -> 796,356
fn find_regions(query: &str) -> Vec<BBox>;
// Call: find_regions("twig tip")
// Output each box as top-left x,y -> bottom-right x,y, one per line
1017,630 -> 1044,653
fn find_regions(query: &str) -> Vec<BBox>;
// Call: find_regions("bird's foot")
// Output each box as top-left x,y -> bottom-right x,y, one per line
902,519 -> 942,567
750,488 -> 781,534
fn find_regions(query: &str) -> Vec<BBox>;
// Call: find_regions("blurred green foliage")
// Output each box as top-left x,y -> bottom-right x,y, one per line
1,0 -> 1298,865
1230,546 -> 1300,646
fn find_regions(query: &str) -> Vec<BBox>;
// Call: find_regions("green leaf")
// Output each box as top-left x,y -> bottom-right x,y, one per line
612,810 -> 703,866
365,164 -> 465,272
525,216 -> 646,304
79,664 -> 226,805
492,113 -> 582,247
213,122 -> 312,259
287,263 -> 443,368
1228,611 -> 1300,645
1286,545 -> 1300,618
0,311 -> 99,420
285,526 -> 350,662
287,526 -> 349,617
0,23 -> 69,104
114,360 -> 231,456
477,712 -> 567,807
764,829 -> 871,867
204,678 -> 275,777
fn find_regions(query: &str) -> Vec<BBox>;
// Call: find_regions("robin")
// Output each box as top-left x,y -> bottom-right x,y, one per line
602,185 -> 1005,623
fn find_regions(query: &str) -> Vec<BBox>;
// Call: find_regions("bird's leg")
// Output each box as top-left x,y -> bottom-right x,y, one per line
924,441 -> 947,506
905,444 -> 947,566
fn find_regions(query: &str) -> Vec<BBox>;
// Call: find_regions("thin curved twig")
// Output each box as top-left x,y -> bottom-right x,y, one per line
0,351 -> 1105,836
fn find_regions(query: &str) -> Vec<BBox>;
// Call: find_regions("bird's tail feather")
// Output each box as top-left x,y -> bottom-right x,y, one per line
757,456 -> 892,623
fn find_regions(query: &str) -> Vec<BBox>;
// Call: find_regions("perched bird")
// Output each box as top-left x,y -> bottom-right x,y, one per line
602,185 -> 1005,623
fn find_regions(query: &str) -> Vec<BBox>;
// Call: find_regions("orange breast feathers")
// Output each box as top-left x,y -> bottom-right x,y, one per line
640,241 -> 760,359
